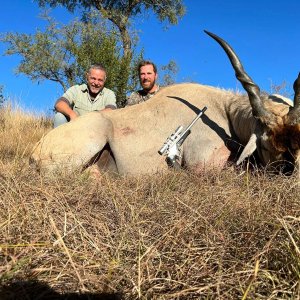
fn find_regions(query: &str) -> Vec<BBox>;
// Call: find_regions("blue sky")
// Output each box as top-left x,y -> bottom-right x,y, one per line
0,1 -> 299,114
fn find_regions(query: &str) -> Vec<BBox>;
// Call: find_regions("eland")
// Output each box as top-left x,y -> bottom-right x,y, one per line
30,31 -> 300,176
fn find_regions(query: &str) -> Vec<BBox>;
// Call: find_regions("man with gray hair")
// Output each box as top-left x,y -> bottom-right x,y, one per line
53,63 -> 117,128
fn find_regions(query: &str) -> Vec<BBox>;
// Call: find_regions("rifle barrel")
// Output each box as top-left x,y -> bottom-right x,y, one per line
184,106 -> 207,133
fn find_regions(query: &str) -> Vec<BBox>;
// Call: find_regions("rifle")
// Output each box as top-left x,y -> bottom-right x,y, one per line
158,106 -> 207,168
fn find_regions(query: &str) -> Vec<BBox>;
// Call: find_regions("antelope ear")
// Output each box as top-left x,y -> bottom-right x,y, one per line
236,133 -> 258,165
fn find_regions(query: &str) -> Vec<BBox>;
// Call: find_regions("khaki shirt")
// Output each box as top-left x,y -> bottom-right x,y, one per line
62,84 -> 116,116
126,86 -> 160,106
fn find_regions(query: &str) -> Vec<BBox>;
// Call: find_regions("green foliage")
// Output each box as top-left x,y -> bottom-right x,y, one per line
0,86 -> 6,108
35,0 -> 186,72
1,12 -> 140,106
36,0 -> 186,63
160,60 -> 179,86
1,1 -> 186,108
36,0 -> 186,25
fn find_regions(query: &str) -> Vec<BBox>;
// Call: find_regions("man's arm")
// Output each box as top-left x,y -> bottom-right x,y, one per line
101,104 -> 117,112
55,97 -> 78,120
102,88 -> 117,111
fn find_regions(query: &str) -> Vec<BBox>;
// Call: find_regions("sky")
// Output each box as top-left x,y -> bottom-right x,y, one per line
0,0 -> 299,114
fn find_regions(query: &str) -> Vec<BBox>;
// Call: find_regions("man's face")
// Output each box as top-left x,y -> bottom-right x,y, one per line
86,68 -> 106,94
139,64 -> 157,92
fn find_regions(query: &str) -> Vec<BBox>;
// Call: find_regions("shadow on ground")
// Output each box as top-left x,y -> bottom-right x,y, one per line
0,280 -> 123,300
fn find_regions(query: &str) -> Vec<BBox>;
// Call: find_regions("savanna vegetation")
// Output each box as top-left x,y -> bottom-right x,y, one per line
0,104 -> 299,299
1,0 -> 185,107
1,1 -> 299,299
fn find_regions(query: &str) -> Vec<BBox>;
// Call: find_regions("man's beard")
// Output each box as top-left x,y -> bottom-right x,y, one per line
88,85 -> 101,96
142,80 -> 155,92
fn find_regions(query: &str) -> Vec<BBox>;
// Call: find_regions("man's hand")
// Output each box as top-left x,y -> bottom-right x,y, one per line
99,105 -> 116,113
55,100 -> 78,120
69,110 -> 78,120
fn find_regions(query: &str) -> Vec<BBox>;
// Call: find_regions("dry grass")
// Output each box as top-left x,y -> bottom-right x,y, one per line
0,105 -> 300,299
0,103 -> 52,162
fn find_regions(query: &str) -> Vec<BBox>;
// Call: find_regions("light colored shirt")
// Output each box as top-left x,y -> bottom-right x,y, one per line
62,83 -> 116,116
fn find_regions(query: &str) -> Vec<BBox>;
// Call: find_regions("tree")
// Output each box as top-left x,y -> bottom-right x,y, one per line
35,0 -> 186,104
1,12 -> 140,106
36,1 -> 186,61
2,1 -> 185,107
161,60 -> 179,86
0,85 -> 5,108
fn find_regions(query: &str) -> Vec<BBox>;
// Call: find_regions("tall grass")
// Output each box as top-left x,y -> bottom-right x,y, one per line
0,103 -> 52,163
0,106 -> 299,299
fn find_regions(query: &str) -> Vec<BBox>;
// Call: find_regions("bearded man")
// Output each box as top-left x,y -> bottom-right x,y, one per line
126,60 -> 160,106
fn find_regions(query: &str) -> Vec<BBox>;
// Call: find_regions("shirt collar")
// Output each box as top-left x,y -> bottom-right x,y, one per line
81,84 -> 104,96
